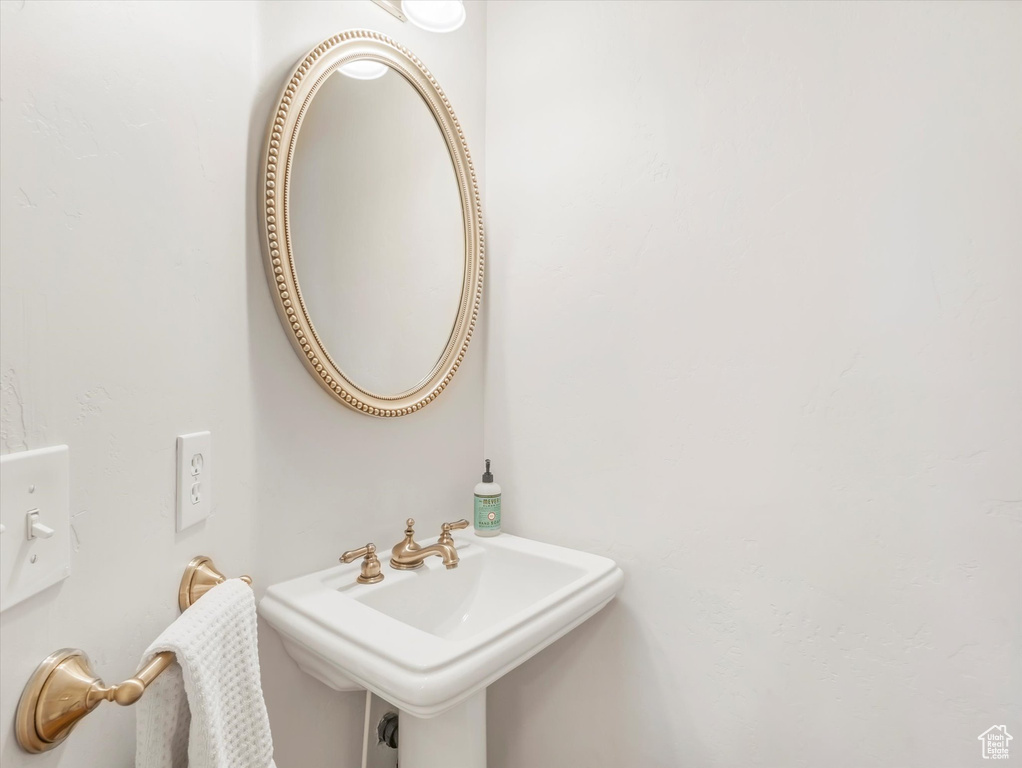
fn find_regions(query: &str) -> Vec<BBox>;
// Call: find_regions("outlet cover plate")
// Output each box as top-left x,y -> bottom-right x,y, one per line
0,446 -> 71,612
176,431 -> 211,531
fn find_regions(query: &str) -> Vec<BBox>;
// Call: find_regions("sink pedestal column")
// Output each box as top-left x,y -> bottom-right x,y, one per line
399,689 -> 486,768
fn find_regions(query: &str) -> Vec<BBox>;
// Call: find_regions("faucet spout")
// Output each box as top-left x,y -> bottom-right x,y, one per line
389,518 -> 461,570
414,543 -> 459,569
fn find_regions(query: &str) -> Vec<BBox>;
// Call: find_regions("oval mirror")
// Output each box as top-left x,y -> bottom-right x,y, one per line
260,31 -> 484,417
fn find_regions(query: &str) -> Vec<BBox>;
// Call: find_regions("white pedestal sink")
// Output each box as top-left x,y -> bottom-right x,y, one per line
259,533 -> 624,768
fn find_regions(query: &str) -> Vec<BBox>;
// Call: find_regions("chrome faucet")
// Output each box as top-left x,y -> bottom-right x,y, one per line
390,518 -> 469,570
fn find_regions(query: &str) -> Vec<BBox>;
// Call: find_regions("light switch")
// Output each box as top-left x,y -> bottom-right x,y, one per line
0,446 -> 71,612
176,432 -> 211,531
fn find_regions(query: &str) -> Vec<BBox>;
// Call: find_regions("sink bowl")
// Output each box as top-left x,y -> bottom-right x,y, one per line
259,533 -> 623,719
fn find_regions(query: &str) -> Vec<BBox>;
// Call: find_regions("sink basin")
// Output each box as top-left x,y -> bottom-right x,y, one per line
259,533 -> 623,719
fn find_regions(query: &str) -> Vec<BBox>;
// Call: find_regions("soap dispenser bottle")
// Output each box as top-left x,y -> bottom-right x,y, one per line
474,459 -> 501,537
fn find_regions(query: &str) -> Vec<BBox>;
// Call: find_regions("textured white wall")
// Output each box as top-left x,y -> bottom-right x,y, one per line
0,3 -> 260,765
0,2 -> 486,767
483,2 -> 1021,767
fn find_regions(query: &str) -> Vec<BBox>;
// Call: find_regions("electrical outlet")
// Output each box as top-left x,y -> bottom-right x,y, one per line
176,432 -> 211,531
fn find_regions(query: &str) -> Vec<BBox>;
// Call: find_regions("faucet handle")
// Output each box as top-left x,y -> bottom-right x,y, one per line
340,543 -> 383,584
438,519 -> 470,546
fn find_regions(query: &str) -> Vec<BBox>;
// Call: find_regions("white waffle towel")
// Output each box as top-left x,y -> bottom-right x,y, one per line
135,578 -> 275,768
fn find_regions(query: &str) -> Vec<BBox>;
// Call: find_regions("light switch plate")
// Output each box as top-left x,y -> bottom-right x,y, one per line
0,445 -> 71,612
176,431 -> 211,531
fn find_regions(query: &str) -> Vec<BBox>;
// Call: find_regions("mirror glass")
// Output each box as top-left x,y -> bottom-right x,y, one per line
289,61 -> 465,396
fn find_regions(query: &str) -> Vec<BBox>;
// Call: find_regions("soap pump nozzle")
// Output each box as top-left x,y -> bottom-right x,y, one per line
482,459 -> 493,483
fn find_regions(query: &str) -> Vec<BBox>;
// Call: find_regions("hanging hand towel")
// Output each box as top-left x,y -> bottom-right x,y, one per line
136,578 -> 275,768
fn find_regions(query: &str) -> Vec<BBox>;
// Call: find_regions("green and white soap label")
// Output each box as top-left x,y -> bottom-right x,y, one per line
474,494 -> 501,530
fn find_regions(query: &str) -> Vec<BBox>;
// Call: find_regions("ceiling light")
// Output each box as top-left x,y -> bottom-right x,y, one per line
401,0 -> 466,33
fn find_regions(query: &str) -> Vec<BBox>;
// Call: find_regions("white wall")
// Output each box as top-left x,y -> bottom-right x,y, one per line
484,2 -> 1021,767
4,1 -> 1020,766
0,3 -> 259,765
0,2 -> 486,767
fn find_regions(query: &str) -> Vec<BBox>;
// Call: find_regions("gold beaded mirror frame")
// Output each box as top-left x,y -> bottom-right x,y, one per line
260,30 -> 484,417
